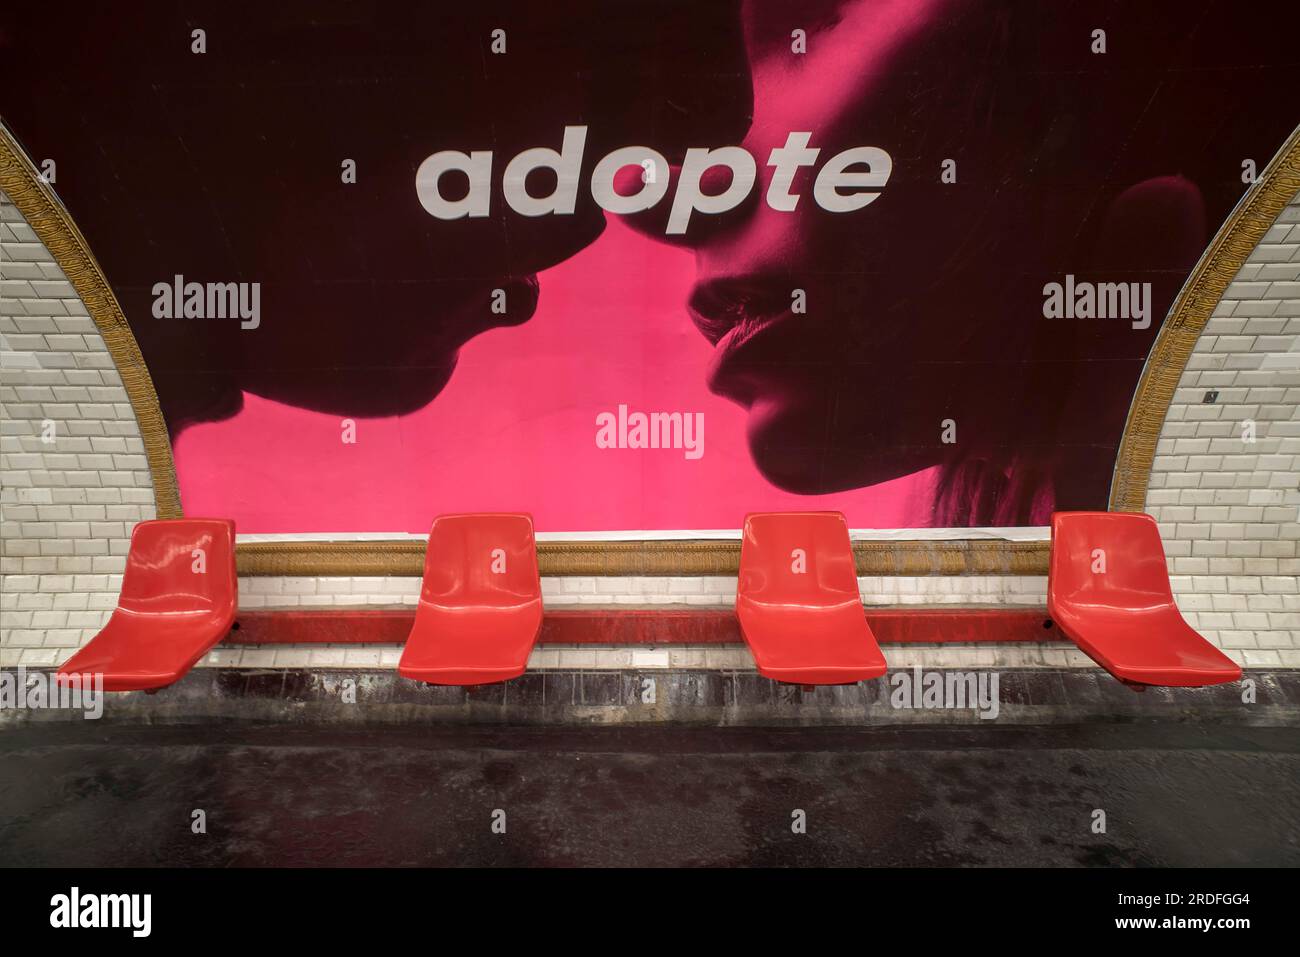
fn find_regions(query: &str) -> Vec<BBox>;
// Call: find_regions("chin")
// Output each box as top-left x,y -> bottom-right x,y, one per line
743,403 -> 842,494
249,357 -> 460,418
745,397 -> 925,495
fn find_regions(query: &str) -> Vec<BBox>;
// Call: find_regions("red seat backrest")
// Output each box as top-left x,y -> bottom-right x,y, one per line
739,512 -> 860,608
421,513 -> 540,608
1049,511 -> 1175,611
117,518 -> 236,615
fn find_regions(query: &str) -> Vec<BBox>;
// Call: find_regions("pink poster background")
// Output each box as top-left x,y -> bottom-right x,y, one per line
174,218 -> 933,534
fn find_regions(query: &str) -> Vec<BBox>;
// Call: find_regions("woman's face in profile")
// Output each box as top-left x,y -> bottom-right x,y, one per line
682,0 -> 1018,496
679,0 -> 1231,513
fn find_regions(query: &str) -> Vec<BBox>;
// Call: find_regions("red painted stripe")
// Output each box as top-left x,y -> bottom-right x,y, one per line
228,608 -> 1056,645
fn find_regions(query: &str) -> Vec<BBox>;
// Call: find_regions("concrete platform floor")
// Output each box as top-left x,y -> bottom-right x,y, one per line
1,723 -> 1297,867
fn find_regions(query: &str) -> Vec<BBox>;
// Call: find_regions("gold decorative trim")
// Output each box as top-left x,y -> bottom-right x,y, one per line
1110,124 -> 1300,511
0,124 -> 182,518
236,538 -> 1050,577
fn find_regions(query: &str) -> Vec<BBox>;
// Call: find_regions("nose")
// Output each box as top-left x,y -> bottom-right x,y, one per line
609,158 -> 762,249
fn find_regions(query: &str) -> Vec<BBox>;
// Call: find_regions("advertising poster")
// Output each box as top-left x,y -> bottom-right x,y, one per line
3,0 -> 1294,533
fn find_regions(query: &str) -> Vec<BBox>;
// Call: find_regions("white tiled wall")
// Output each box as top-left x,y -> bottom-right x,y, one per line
1146,189 -> 1300,667
233,574 -> 1048,608
197,640 -> 1091,673
221,574 -> 1062,672
1,190 -> 155,667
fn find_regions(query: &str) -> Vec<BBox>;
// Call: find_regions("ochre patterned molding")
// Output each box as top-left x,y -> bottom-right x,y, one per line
0,124 -> 182,518
851,539 -> 1048,576
1110,124 -> 1300,512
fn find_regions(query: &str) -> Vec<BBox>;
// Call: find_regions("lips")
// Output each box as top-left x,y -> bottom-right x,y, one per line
688,277 -> 800,405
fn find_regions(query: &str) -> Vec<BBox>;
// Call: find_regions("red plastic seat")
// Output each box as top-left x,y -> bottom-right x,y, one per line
736,512 -> 887,685
56,518 -> 237,692
1048,511 -> 1241,687
398,513 -> 543,685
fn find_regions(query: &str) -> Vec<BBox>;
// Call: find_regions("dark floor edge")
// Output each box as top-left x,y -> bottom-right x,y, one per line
2,667 -> 1297,728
